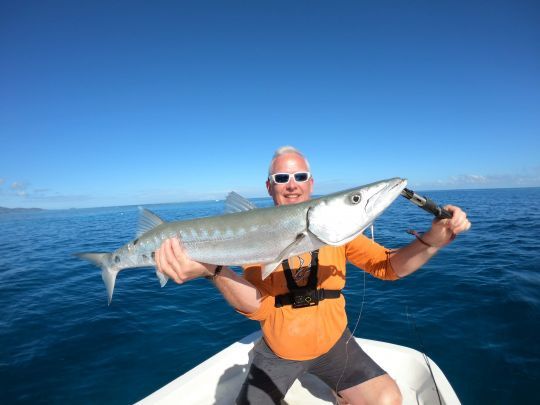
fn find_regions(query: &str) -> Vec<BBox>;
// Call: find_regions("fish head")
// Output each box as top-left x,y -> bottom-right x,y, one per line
307,177 -> 407,245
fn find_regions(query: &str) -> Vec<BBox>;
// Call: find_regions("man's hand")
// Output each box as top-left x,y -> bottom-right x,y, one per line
155,238 -> 215,284
422,205 -> 471,248
155,238 -> 262,313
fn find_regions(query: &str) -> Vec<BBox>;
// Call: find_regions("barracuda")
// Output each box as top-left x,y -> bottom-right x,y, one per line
76,177 -> 407,304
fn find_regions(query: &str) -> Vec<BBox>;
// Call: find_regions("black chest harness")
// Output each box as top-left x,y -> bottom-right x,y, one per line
274,250 -> 342,308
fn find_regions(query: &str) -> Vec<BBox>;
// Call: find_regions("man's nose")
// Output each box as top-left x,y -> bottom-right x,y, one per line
286,179 -> 298,189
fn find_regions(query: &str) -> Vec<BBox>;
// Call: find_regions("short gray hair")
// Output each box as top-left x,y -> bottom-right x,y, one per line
268,146 -> 311,175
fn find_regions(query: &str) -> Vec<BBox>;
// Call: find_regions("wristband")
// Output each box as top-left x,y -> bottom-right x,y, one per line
407,229 -> 433,247
205,265 -> 223,281
406,229 -> 455,248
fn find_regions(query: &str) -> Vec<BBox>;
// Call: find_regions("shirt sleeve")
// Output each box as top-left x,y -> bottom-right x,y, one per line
345,234 -> 400,280
235,264 -> 275,321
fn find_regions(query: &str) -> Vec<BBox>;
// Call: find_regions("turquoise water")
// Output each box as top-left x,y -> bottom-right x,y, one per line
1,188 -> 539,404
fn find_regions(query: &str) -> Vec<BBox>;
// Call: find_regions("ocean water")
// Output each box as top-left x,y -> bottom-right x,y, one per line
1,188 -> 539,404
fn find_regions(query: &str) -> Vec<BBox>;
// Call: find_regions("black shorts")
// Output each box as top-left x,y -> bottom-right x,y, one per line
236,328 -> 387,404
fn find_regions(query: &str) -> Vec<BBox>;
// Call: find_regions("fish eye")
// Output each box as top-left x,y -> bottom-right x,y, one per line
350,194 -> 361,204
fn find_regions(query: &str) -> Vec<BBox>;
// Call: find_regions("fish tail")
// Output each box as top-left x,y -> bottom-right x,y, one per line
75,252 -> 117,305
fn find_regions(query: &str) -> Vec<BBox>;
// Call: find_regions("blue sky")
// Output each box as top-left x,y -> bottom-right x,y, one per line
1,1 -> 539,209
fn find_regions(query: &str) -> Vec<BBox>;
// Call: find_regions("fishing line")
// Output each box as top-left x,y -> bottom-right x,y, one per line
405,305 -> 442,405
348,269 -> 367,342
333,266 -> 367,404
331,189 -> 449,403
400,187 -> 450,405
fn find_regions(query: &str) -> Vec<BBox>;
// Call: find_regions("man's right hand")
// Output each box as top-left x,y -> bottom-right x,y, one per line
154,238 -> 216,284
155,238 -> 262,313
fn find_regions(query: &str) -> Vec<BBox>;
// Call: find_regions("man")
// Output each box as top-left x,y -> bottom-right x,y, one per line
155,146 -> 471,405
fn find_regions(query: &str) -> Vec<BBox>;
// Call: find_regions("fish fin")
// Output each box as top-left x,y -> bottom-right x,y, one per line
262,261 -> 282,280
261,232 -> 307,279
156,270 -> 169,287
137,207 -> 165,237
224,192 -> 257,214
75,252 -> 117,305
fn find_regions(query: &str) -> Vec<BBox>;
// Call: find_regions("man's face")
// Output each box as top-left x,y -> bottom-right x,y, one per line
266,152 -> 313,206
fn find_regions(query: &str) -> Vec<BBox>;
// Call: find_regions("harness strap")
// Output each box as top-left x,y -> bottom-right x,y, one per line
275,250 -> 341,308
282,250 -> 319,291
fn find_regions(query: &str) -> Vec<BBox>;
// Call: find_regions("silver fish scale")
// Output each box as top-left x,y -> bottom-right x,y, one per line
111,202 -> 308,268
183,204 -> 311,265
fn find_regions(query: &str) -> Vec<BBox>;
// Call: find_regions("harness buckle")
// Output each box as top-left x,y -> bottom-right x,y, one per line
291,288 -> 319,308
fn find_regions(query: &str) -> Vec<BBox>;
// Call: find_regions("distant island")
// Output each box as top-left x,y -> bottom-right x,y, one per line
0,206 -> 45,213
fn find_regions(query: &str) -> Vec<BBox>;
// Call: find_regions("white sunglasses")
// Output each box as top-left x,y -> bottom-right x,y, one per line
269,171 -> 312,184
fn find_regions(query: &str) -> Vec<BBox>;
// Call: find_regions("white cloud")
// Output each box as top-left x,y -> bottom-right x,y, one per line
33,188 -> 51,195
0,180 -> 95,208
412,168 -> 540,189
0,178 -> 4,186
11,181 -> 28,191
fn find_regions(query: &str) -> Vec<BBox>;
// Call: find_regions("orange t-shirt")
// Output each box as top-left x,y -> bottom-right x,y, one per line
238,234 -> 399,360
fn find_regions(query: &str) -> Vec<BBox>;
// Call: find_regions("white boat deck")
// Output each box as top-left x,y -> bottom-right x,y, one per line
138,332 -> 460,405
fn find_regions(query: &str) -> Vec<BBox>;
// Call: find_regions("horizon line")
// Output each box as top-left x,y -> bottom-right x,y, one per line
1,184 -> 539,211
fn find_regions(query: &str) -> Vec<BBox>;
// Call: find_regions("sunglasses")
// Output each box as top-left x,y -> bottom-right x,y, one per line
269,171 -> 312,184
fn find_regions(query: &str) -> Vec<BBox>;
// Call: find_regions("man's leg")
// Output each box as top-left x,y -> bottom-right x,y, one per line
236,338 -> 306,405
338,374 -> 402,405
310,329 -> 401,405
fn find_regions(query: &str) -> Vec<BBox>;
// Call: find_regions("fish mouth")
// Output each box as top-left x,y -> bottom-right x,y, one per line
365,178 -> 407,214
331,179 -> 407,244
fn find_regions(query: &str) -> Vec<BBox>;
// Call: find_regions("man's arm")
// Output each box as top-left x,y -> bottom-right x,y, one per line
154,238 -> 262,313
389,205 -> 471,277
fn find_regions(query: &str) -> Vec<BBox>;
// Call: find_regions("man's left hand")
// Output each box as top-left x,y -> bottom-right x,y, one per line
422,205 -> 471,248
